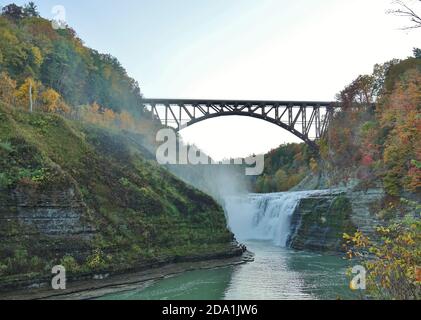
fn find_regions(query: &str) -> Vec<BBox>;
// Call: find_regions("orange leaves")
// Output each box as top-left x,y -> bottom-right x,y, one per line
119,111 -> 134,130
380,68 -> 421,195
14,77 -> 41,110
40,88 -> 69,113
79,102 -> 138,132
0,72 -> 16,105
103,108 -> 116,123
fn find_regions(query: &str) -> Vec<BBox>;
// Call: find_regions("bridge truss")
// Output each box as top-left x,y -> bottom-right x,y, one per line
142,99 -> 336,151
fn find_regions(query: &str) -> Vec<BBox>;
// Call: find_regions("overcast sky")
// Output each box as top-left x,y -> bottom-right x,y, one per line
6,0 -> 421,159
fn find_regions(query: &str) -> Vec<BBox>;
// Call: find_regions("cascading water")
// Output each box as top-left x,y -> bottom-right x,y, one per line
224,190 -> 337,247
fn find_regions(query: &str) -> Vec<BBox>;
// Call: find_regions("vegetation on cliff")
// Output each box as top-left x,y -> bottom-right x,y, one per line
0,3 -> 238,286
320,54 -> 421,198
345,207 -> 421,300
0,102 -> 236,283
254,143 -> 313,193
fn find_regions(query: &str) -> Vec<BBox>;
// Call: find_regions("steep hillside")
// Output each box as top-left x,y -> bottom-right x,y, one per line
0,6 -> 144,115
252,143 -> 314,193
318,56 -> 421,199
0,103 -> 241,290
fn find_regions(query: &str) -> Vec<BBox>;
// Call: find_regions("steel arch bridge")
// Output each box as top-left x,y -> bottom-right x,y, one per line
142,98 -> 336,151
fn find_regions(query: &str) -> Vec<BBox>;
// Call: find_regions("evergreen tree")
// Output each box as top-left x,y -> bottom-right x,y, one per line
23,2 -> 40,17
414,48 -> 421,59
1,4 -> 24,20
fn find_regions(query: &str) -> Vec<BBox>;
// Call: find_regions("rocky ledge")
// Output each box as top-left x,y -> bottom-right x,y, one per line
288,188 -> 385,253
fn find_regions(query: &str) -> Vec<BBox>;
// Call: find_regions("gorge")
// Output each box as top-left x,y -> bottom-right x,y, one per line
97,189 -> 375,300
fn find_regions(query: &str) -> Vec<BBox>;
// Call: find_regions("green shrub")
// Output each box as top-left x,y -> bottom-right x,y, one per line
60,255 -> 80,273
0,140 -> 14,153
85,249 -> 106,271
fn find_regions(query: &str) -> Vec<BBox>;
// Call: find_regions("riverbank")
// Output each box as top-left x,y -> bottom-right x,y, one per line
0,251 -> 254,300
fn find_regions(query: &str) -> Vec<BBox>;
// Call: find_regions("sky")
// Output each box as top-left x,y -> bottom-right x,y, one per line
4,0 -> 421,160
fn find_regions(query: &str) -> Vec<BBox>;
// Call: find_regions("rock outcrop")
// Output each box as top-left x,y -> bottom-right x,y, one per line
288,188 -> 384,253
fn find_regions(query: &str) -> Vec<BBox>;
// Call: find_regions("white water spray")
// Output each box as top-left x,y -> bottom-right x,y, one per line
224,190 -> 338,247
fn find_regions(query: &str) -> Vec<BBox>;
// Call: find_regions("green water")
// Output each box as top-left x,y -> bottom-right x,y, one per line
99,241 -> 358,300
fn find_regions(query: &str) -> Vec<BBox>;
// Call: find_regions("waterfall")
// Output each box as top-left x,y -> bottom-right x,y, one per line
224,190 -> 337,247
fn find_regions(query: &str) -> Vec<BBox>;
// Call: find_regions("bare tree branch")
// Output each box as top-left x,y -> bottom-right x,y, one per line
387,0 -> 421,30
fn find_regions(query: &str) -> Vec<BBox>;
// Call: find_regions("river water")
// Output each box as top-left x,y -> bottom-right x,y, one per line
100,191 -> 357,300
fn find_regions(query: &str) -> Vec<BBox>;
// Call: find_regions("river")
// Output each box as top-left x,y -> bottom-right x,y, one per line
99,190 -> 358,300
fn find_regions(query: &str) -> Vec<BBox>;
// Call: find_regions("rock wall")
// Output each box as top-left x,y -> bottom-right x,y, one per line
288,189 -> 384,253
0,186 -> 95,237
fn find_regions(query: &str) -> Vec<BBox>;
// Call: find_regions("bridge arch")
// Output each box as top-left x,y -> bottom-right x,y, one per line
181,111 -> 318,150
142,99 -> 336,152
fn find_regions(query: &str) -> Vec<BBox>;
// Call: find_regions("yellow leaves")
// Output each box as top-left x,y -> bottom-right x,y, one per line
344,220 -> 421,299
40,88 -> 60,112
310,158 -> 318,173
380,68 -> 421,194
85,248 -> 105,270
30,46 -> 43,67
376,226 -> 391,235
401,234 -> 415,246
7,77 -> 69,114
39,88 -> 69,113
0,28 -> 18,44
81,103 -> 135,129
119,111 -> 134,130
103,109 -> 116,123
0,72 -> 16,105
14,77 -> 40,110
343,233 -> 351,240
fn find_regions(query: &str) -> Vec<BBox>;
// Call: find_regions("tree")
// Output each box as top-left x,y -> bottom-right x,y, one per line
338,75 -> 375,110
1,4 -> 24,20
388,0 -> 421,29
119,111 -> 135,130
29,47 -> 43,69
103,108 -> 116,123
23,2 -> 40,17
0,72 -> 17,105
15,77 -> 40,111
275,169 -> 288,191
40,88 -> 64,113
344,215 -> 421,300
414,48 -> 421,59
380,69 -> 421,195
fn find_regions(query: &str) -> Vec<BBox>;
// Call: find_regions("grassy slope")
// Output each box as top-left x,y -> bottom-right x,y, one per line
0,103 -> 235,284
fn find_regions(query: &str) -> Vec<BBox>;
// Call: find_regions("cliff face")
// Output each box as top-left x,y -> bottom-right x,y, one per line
288,189 -> 384,253
0,186 -> 94,237
0,105 -> 242,291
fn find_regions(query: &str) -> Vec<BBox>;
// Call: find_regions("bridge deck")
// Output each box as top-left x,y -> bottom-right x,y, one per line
142,98 -> 336,106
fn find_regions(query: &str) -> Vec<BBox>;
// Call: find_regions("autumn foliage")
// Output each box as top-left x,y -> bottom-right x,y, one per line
344,206 -> 421,300
322,56 -> 421,197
